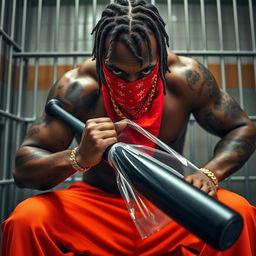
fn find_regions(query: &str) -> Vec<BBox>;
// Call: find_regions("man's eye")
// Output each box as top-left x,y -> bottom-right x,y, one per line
112,69 -> 122,75
142,69 -> 152,75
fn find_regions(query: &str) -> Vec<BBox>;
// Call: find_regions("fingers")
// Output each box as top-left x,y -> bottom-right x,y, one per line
86,117 -> 113,124
85,121 -> 117,141
77,118 -> 119,168
86,118 -> 127,134
183,175 -> 193,184
184,172 -> 217,197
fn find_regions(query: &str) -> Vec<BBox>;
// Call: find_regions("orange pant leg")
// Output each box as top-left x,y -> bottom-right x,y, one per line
1,182 -> 137,256
198,189 -> 256,256
2,183 -> 256,256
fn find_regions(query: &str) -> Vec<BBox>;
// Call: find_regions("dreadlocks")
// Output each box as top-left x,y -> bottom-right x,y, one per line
91,0 -> 170,93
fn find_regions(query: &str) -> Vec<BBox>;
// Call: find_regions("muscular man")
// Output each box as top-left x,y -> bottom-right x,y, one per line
1,1 -> 256,255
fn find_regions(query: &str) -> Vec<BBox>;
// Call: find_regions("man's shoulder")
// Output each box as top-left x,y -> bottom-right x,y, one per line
165,51 -> 198,94
77,58 -> 98,80
165,51 -> 220,109
56,58 -> 99,93
166,51 -> 198,79
47,58 -> 100,116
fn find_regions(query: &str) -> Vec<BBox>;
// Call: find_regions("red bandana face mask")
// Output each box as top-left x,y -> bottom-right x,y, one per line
102,61 -> 159,110
101,60 -> 165,147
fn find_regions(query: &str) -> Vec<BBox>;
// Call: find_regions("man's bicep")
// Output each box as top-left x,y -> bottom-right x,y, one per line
193,90 -> 250,137
21,112 -> 74,152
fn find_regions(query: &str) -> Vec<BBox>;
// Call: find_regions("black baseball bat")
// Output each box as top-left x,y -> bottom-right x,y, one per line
45,99 -> 243,251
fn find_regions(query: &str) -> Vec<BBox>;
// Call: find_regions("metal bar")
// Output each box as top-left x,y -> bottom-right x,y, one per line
248,0 -> 255,50
167,0 -> 172,48
216,0 -> 223,51
92,0 -> 97,34
15,58 -> 25,148
53,0 -> 60,83
33,59 -> 39,119
73,0 -> 79,67
237,57 -> 244,108
232,0 -> 244,108
216,0 -> 227,92
184,0 -> 190,51
0,29 -> 21,51
0,0 -> 5,30
32,0 -> 42,119
54,0 -> 60,53
16,0 -> 28,150
0,110 -> 35,122
232,0 -> 240,51
0,179 -> 14,185
13,50 -> 256,58
2,0 -> 17,180
0,0 -> 6,71
35,0 -> 42,52
5,1 -> 17,112
200,0 -> 207,51
16,2 -> 27,113
248,0 -> 256,89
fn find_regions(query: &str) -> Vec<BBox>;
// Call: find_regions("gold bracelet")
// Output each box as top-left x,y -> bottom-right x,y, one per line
70,147 -> 90,173
200,168 -> 219,187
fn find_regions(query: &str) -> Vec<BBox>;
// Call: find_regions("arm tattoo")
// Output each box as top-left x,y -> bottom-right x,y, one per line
202,92 -> 245,134
213,91 -> 244,122
214,136 -> 256,162
27,128 -> 40,137
185,69 -> 200,91
64,81 -> 84,112
197,62 -> 220,98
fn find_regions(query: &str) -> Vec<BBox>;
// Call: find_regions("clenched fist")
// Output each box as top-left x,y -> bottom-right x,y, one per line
75,117 -> 127,168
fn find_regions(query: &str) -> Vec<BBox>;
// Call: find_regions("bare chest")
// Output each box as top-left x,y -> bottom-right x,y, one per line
78,90 -> 190,151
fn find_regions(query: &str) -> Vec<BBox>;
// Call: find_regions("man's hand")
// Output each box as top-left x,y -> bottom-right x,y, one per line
76,117 -> 127,168
184,171 -> 217,197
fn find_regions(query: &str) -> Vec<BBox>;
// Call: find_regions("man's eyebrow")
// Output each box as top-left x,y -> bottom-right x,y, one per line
106,64 -> 127,73
106,64 -> 155,73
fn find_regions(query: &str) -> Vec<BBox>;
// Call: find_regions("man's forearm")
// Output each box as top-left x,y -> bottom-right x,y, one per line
203,125 -> 256,182
13,146 -> 76,190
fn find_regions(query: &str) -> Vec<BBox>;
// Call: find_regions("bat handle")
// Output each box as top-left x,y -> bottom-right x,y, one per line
45,99 -> 111,161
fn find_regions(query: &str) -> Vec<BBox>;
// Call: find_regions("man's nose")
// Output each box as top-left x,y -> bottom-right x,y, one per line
126,74 -> 139,82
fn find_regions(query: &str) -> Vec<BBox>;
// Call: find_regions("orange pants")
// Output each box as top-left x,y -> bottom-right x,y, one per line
1,181 -> 256,256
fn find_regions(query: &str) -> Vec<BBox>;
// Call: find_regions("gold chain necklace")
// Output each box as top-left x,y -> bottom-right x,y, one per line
110,75 -> 158,120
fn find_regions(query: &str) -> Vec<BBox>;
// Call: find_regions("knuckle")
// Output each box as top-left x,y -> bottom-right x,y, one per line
86,119 -> 93,126
86,125 -> 94,131
91,133 -> 98,141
